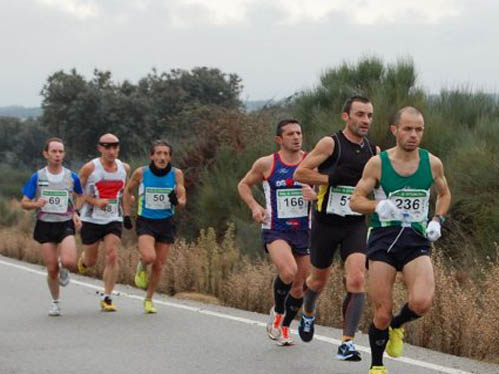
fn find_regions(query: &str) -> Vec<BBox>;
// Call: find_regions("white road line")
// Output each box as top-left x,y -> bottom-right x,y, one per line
0,258 -> 473,374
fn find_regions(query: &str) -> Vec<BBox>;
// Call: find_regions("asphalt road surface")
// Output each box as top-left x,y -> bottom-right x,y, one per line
1,255 -> 497,374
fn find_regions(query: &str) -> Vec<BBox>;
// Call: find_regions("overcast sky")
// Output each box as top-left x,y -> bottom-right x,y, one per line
2,0 -> 499,106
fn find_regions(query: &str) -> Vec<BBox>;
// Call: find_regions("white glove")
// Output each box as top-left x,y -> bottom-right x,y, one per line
375,200 -> 402,221
426,220 -> 441,242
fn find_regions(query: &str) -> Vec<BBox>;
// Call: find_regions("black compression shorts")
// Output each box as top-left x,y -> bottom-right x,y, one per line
310,214 -> 367,269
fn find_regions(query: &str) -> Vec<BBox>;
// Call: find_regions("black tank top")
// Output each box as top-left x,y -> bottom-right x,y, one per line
315,131 -> 376,224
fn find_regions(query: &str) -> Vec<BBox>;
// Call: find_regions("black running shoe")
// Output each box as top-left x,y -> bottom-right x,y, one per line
336,341 -> 361,361
298,312 -> 315,342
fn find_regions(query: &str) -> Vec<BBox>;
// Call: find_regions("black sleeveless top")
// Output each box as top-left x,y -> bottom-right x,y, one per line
315,131 -> 376,224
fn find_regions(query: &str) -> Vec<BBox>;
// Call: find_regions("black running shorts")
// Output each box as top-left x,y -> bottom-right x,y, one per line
367,226 -> 432,271
80,221 -> 122,245
310,214 -> 367,269
34,219 -> 75,244
136,216 -> 176,244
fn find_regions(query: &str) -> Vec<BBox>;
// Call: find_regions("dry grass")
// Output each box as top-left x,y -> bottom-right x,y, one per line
0,218 -> 498,363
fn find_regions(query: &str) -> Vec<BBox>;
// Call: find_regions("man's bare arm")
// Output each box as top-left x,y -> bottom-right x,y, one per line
293,137 -> 334,185
430,155 -> 451,220
20,195 -> 46,210
237,156 -> 270,223
349,156 -> 381,215
123,167 -> 142,216
174,168 -> 187,208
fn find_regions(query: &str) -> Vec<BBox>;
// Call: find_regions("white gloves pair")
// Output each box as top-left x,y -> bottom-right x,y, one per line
375,200 -> 441,242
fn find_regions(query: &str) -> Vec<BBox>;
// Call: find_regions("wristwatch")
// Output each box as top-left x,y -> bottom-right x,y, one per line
433,215 -> 446,225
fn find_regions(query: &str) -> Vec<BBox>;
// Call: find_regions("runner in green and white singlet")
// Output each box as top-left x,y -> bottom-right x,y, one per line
350,106 -> 451,374
371,148 -> 434,235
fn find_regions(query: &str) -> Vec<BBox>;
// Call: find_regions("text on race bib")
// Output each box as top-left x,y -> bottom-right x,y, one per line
326,186 -> 361,216
92,198 -> 119,219
385,189 -> 429,224
145,187 -> 173,210
276,189 -> 307,219
40,189 -> 69,214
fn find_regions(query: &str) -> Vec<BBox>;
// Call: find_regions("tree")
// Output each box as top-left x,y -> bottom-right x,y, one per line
40,67 -> 244,161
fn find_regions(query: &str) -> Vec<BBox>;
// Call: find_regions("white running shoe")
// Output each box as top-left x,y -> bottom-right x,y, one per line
49,301 -> 61,317
277,326 -> 294,346
266,306 -> 283,340
59,265 -> 70,287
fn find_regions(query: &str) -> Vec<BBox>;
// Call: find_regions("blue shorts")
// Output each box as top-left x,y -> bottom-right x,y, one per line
367,226 -> 431,271
262,229 -> 310,256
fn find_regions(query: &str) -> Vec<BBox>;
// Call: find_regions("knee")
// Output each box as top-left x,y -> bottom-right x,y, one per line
142,252 -> 156,265
279,266 -> 297,284
307,275 -> 327,292
47,266 -> 58,280
345,272 -> 365,292
105,249 -> 119,265
374,309 -> 392,329
61,258 -> 76,270
84,252 -> 98,267
290,284 -> 304,298
152,258 -> 166,272
409,295 -> 433,316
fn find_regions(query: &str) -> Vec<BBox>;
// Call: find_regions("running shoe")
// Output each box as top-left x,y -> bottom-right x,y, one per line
144,299 -> 157,314
48,300 -> 61,317
277,326 -> 293,346
336,340 -> 361,361
77,254 -> 88,275
369,366 -> 388,374
134,261 -> 148,289
59,263 -> 70,287
298,312 -> 316,342
386,327 -> 405,358
100,296 -> 117,312
266,306 -> 283,340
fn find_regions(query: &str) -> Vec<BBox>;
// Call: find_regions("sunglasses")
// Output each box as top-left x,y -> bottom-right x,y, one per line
99,142 -> 120,149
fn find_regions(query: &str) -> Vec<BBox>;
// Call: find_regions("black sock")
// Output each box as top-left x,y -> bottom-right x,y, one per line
303,288 -> 320,315
342,292 -> 365,338
273,276 -> 292,314
282,295 -> 303,327
391,303 -> 421,329
369,323 -> 388,367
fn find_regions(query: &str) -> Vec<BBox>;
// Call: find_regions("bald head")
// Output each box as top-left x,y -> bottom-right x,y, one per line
99,133 -> 119,143
390,106 -> 424,127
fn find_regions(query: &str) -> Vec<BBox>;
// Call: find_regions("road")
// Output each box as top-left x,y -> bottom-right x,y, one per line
1,255 -> 497,374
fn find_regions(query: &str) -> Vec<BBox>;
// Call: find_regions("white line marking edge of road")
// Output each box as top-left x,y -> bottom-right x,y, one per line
0,258 -> 475,374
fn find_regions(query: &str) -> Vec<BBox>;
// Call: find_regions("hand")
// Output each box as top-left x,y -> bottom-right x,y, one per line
168,190 -> 178,206
36,198 -> 47,208
375,199 -> 402,221
123,216 -> 133,230
251,205 -> 268,224
73,213 -> 82,230
426,220 -> 441,242
95,199 -> 109,209
301,184 -> 317,201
